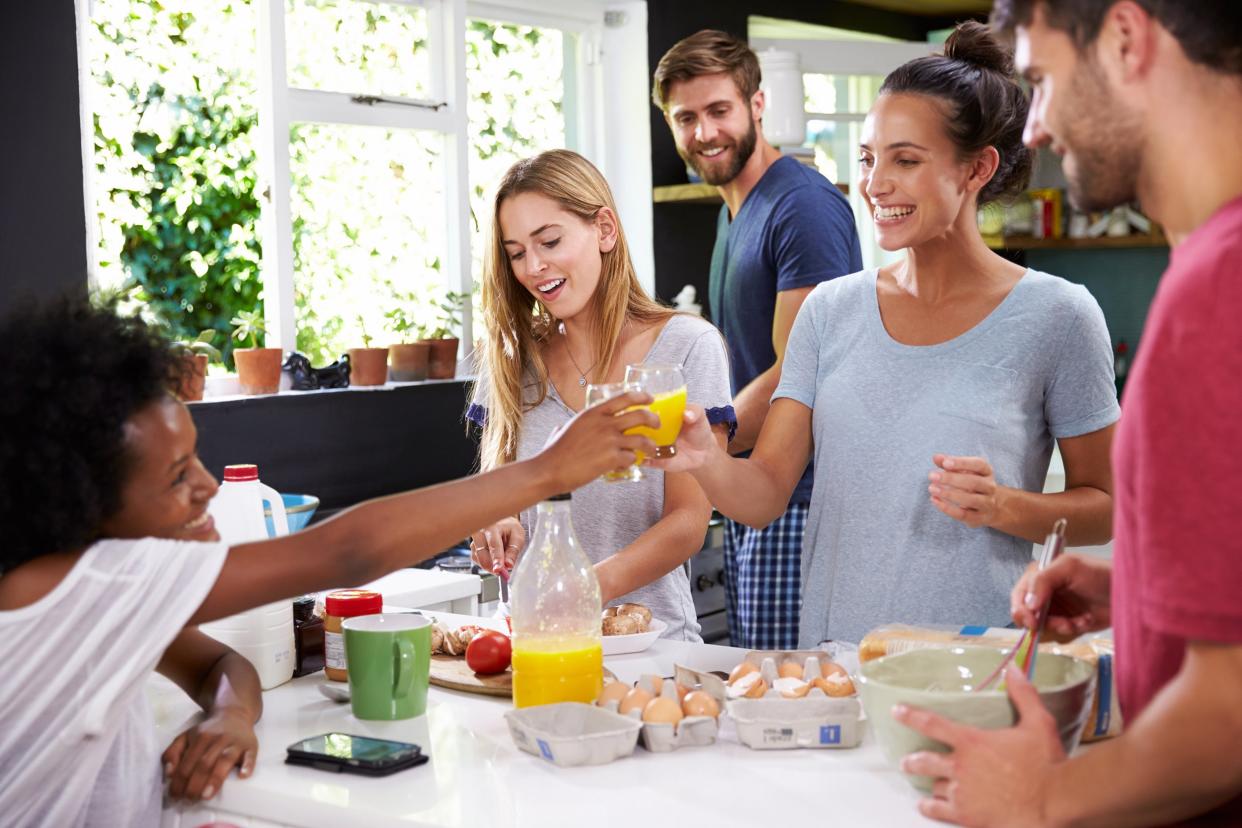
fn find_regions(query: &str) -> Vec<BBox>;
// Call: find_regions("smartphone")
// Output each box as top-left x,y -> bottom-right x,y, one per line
285,733 -> 429,776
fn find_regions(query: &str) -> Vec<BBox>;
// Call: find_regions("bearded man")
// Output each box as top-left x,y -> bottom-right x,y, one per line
654,30 -> 862,649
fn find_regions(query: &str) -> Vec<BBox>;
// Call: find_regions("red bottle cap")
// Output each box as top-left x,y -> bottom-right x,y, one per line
223,464 -> 259,482
325,590 -> 383,617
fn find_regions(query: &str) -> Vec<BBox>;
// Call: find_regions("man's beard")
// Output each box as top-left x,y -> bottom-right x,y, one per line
679,117 -> 759,186
1060,62 -> 1142,211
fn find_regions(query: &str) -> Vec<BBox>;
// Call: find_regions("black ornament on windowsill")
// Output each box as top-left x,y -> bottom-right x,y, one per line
283,352 -> 351,390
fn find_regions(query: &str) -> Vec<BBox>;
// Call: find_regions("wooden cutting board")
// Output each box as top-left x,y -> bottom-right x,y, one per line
428,657 -> 618,698
429,654 -> 513,697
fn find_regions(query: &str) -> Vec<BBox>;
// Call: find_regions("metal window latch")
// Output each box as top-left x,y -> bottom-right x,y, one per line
349,95 -> 447,111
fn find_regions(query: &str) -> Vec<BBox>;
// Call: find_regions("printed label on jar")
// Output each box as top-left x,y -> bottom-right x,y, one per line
325,631 -> 346,670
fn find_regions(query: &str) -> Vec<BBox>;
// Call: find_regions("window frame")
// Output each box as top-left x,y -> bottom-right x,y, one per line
257,0 -> 606,357
76,0 -> 649,374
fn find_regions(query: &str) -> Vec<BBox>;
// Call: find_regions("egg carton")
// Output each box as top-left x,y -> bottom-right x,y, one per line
505,702 -> 641,767
725,651 -> 863,750
602,672 -> 726,753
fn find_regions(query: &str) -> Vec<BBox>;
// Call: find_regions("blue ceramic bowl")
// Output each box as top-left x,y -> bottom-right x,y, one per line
264,493 -> 320,535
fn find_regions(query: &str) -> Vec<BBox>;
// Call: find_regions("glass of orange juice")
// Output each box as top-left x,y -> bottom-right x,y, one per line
623,363 -> 687,459
584,381 -> 644,482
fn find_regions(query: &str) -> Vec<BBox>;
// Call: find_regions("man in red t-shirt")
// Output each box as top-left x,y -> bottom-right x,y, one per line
892,2 -> 1242,826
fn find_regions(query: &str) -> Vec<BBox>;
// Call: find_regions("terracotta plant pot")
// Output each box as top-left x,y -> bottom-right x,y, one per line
424,338 -> 459,379
233,347 -> 283,395
348,347 -> 390,386
388,341 -> 431,382
177,353 -> 209,402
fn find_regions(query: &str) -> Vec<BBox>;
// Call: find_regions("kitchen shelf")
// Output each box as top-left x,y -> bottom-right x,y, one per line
654,181 -> 849,205
654,183 -> 723,205
986,230 -> 1167,251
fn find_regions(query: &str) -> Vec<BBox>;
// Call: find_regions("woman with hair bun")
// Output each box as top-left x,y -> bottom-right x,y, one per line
654,21 -> 1119,646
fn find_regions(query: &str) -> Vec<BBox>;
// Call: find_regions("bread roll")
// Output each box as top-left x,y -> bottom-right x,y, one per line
602,614 -> 643,636
615,602 -> 652,626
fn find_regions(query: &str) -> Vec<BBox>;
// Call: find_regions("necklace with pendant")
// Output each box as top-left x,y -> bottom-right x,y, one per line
561,326 -> 598,386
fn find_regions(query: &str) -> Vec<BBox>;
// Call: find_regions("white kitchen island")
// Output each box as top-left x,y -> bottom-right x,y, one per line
154,622 -> 937,828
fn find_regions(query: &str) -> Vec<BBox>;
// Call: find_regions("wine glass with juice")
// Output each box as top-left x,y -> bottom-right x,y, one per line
584,381 -> 644,482
623,363 -> 687,459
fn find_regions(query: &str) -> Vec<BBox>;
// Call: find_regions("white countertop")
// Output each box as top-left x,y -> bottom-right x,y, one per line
155,613 -> 936,828
358,568 -> 482,613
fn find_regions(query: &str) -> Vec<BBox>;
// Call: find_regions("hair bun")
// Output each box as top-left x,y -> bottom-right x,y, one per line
943,20 -> 1013,75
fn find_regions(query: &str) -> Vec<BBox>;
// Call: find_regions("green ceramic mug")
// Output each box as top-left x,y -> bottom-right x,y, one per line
343,613 -> 431,720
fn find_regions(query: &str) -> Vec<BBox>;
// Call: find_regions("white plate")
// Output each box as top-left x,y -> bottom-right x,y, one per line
602,618 -> 667,656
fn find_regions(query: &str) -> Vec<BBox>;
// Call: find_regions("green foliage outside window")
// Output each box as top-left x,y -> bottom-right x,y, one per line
91,0 -> 262,368
88,0 -> 566,371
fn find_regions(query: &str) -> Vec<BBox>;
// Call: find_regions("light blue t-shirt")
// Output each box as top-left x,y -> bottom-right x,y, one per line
773,268 -> 1120,646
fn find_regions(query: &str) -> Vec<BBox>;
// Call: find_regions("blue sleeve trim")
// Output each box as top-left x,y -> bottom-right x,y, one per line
705,404 -> 738,443
466,402 -> 487,428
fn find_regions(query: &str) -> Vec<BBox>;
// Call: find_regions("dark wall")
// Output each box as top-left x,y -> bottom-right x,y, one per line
1,3 -> 89,311
645,0 -> 964,310
191,381 -> 479,518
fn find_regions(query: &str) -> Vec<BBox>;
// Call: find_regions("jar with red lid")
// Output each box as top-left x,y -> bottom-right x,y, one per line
323,589 -> 383,681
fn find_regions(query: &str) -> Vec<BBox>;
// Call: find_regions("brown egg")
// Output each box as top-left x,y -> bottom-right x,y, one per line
596,679 -> 629,707
642,696 -> 685,725
728,661 -> 759,685
820,660 -> 848,680
675,682 -> 691,702
812,674 -> 856,698
777,661 -> 804,680
619,686 -> 654,715
681,690 -> 721,718
646,675 -> 665,695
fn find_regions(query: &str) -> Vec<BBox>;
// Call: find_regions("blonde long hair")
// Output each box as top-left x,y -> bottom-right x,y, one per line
477,149 -> 674,471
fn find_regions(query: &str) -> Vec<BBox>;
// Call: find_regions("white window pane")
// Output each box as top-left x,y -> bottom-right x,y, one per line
804,118 -> 850,183
465,20 -> 566,302
803,73 -> 884,115
286,0 -> 433,100
289,123 -> 446,365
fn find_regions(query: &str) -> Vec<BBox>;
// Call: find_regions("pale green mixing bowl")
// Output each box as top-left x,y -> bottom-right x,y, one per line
858,645 -> 1095,791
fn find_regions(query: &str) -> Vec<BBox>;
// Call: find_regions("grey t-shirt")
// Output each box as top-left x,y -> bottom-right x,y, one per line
774,268 -> 1120,646
471,314 -> 735,641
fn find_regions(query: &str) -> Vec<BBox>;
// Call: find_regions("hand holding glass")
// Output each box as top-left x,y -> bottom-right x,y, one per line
623,363 -> 687,459
584,382 -> 644,482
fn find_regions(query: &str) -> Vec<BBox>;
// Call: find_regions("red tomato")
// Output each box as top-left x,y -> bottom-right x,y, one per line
465,630 -> 512,675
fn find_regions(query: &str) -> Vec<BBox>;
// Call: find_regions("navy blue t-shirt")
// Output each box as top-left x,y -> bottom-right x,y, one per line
708,155 -> 862,505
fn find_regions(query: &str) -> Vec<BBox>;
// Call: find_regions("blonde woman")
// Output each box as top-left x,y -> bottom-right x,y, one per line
467,149 -> 734,641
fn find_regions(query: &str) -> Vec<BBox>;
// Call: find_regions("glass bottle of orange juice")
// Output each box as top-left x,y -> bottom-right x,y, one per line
509,492 -> 603,708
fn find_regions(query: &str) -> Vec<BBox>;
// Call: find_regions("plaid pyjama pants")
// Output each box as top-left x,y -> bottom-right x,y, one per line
722,502 -> 808,649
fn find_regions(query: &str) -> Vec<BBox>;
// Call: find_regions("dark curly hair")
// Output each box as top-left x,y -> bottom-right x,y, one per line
879,21 -> 1033,205
0,297 -> 184,574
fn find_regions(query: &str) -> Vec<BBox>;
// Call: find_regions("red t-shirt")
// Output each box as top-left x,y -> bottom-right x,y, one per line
1113,195 -> 1242,722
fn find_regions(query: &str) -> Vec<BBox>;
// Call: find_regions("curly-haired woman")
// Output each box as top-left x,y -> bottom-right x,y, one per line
0,299 -> 655,827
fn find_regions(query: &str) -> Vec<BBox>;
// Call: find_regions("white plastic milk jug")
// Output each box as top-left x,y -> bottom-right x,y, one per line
200,464 -> 295,689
